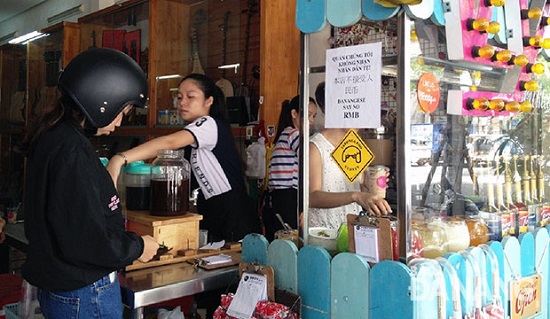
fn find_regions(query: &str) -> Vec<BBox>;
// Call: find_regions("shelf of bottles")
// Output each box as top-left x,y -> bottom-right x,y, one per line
407,0 -> 550,261
474,154 -> 549,241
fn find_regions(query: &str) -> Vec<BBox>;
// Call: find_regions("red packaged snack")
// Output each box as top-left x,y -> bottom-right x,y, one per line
213,294 -> 298,319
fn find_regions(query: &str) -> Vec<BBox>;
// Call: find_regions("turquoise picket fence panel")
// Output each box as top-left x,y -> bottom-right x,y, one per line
267,239 -> 299,293
535,228 -> 549,319
296,0 -> 327,34
369,260 -> 413,318
502,235 -> 521,317
242,233 -> 269,264
298,245 -> 332,319
447,251 -> 473,315
409,258 -> 442,319
242,227 -> 550,318
326,0 -> 362,28
331,253 -> 370,319
437,256 -> 463,318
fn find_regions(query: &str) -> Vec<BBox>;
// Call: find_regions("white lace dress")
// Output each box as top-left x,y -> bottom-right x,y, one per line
309,133 -> 362,229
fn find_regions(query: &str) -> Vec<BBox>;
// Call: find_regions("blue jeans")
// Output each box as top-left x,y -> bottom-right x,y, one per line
37,272 -> 123,319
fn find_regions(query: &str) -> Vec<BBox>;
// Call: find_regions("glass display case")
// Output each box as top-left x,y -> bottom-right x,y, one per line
27,22 -> 80,123
0,44 -> 27,208
0,45 -> 26,130
401,11 -> 550,259
301,9 -> 550,260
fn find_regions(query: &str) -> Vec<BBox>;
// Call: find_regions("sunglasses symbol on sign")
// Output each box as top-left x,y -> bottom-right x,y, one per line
342,146 -> 361,164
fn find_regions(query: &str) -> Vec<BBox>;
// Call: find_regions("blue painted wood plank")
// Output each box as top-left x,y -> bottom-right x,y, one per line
479,244 -> 504,313
448,252 -> 472,316
242,233 -> 269,264
327,0 -> 362,28
467,247 -> 489,306
430,0 -> 447,26
533,228 -> 549,319
488,241 -> 505,311
502,236 -> 521,317
331,253 -> 370,319
370,260 -> 413,319
298,245 -> 332,319
518,232 -> 536,276
462,249 -> 487,317
437,256 -> 463,318
361,0 -> 399,21
409,258 -> 442,319
267,239 -> 298,293
296,0 -> 327,34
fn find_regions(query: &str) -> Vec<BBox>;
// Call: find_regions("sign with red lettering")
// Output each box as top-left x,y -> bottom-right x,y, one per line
417,72 -> 440,113
510,274 -> 541,319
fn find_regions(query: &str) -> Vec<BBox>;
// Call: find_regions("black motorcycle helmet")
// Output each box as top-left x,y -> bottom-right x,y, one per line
58,48 -> 148,128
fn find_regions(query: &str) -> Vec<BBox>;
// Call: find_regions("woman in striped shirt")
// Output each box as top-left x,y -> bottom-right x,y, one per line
264,95 -> 317,240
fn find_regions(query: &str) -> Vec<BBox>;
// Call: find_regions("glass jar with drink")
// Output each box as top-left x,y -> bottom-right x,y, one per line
150,150 -> 190,216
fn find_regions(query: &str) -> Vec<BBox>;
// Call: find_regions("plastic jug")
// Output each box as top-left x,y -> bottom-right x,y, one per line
150,150 -> 190,216
124,161 -> 152,210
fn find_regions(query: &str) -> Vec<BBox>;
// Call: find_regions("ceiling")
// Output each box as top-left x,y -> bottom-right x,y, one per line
0,0 -> 47,24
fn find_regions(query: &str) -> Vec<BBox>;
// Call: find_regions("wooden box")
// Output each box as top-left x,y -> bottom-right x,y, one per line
126,210 -> 203,254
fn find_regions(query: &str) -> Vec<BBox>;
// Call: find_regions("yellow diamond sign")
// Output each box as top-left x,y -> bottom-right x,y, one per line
331,129 -> 374,183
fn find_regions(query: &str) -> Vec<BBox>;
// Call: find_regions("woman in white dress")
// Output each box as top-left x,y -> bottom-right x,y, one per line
309,83 -> 391,230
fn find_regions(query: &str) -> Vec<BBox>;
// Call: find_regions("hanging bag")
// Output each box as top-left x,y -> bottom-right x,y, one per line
245,137 -> 267,179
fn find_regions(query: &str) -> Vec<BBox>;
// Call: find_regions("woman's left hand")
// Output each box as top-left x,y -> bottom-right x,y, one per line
106,155 -> 125,189
355,192 -> 392,216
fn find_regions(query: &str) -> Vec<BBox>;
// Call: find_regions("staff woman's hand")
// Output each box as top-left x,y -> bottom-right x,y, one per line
353,192 -> 391,216
106,154 -> 125,188
139,235 -> 160,263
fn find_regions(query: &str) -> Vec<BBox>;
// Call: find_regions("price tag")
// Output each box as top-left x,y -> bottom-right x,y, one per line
227,273 -> 268,319
354,225 -> 379,263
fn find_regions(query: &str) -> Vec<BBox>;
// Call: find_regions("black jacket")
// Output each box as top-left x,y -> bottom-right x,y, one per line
22,121 -> 143,291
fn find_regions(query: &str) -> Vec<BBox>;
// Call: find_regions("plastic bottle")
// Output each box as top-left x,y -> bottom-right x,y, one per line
124,161 -> 152,210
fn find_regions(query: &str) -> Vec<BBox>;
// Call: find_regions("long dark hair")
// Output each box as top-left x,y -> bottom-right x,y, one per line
17,93 -> 86,155
180,73 -> 230,128
274,95 -> 315,143
315,82 -> 325,113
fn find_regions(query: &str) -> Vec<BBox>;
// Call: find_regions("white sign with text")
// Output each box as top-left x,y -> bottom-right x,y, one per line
325,42 -> 382,128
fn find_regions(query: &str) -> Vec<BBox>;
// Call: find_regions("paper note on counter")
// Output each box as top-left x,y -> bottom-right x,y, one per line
200,240 -> 225,250
200,253 -> 232,265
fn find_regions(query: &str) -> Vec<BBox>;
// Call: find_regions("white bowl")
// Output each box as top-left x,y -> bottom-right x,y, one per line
308,227 -> 338,253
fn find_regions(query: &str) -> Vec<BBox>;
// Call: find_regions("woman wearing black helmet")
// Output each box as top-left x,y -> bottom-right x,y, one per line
18,48 -> 159,319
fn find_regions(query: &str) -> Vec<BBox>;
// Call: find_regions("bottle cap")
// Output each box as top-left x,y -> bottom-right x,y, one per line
125,161 -> 152,174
